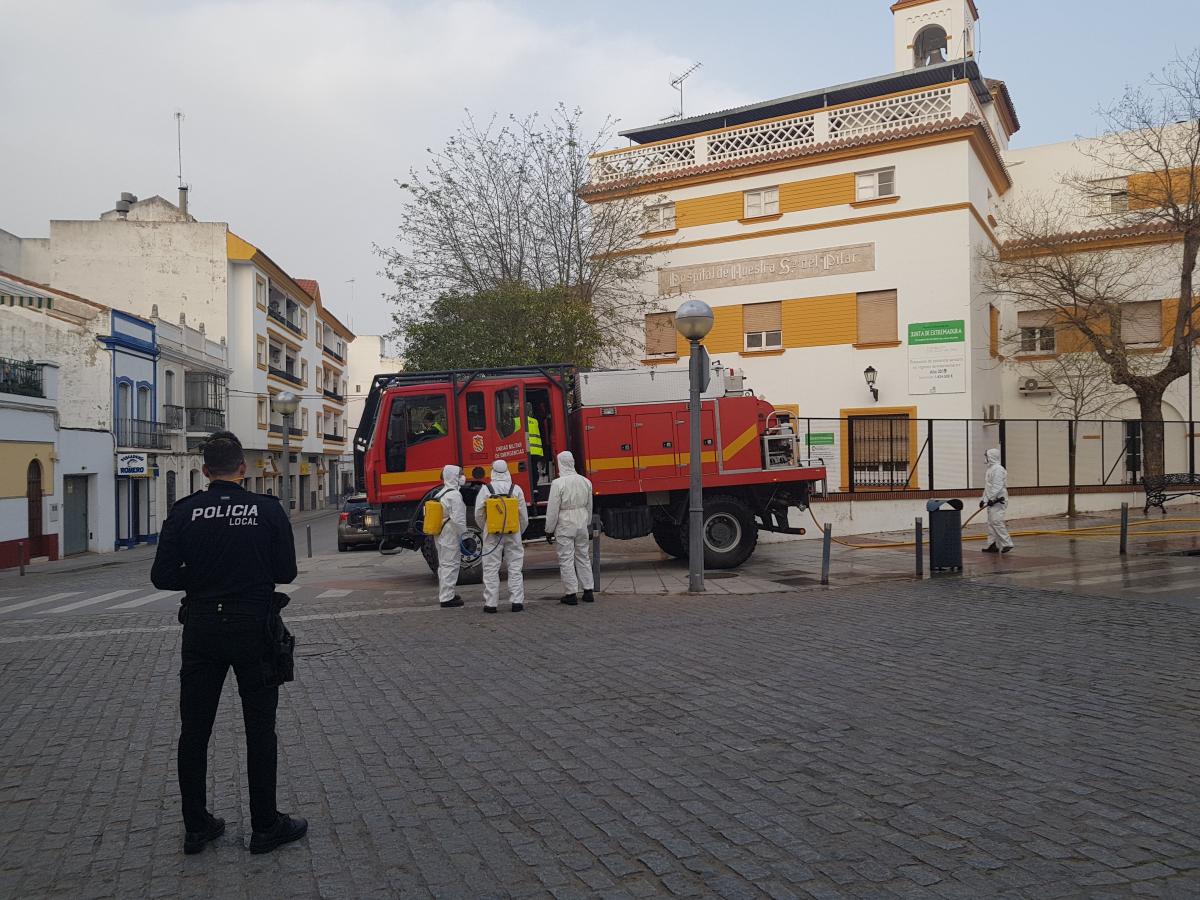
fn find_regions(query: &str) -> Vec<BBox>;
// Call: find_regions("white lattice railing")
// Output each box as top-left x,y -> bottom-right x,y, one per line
828,86 -> 953,141
590,82 -> 974,187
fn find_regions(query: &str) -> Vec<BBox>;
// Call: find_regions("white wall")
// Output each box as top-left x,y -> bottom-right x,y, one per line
56,428 -> 116,554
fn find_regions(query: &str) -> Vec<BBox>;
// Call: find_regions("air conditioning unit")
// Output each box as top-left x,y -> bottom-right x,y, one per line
1019,377 -> 1052,395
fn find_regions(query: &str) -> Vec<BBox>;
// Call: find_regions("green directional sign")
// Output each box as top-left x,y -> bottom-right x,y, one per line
908,320 -> 965,345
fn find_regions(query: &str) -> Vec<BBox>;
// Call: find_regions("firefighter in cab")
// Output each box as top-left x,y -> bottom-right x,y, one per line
545,450 -> 596,605
474,458 -> 529,612
424,464 -> 468,607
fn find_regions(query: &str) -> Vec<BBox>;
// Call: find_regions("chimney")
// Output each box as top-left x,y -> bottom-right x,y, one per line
114,191 -> 137,220
178,184 -> 189,217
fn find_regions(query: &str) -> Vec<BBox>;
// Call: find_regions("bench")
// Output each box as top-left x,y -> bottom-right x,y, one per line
1142,473 -> 1200,515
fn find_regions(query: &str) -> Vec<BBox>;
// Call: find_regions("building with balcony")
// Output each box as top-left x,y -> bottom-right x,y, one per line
585,0 -> 1190,494
343,335 -> 403,496
1,190 -> 355,511
0,273 -> 121,565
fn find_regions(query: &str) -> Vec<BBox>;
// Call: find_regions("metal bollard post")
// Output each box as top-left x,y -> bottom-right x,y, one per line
820,523 -> 832,586
306,525 -> 313,559
590,514 -> 601,588
1120,502 -> 1129,556
17,541 -> 25,576
915,517 -> 924,578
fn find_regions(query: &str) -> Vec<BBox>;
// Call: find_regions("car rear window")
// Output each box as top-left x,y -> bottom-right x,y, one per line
342,497 -> 371,512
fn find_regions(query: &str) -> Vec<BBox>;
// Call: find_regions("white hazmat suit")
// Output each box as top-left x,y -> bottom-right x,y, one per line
981,448 -> 1013,552
545,451 -> 595,602
474,459 -> 529,611
435,465 -> 468,605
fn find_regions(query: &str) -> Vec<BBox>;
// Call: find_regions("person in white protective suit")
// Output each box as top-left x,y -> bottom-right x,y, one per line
980,448 -> 1013,553
545,450 -> 595,606
434,464 -> 468,607
474,459 -> 529,613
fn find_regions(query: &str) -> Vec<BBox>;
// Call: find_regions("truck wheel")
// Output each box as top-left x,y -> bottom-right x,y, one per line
689,495 -> 758,569
421,533 -> 484,585
652,523 -> 687,559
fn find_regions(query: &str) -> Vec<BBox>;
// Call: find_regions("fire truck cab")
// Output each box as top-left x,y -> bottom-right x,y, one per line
355,364 -> 827,583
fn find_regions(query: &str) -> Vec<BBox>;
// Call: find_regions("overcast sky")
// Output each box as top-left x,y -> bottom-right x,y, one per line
2,1 -> 1195,342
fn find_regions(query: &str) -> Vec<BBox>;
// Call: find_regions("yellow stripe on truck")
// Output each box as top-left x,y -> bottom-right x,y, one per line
380,468 -> 444,487
722,424 -> 759,461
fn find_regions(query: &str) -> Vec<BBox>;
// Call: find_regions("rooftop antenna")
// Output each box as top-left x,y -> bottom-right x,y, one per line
670,61 -> 702,120
175,109 -> 190,217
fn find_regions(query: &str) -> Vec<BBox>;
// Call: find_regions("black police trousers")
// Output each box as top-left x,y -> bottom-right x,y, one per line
178,603 -> 278,833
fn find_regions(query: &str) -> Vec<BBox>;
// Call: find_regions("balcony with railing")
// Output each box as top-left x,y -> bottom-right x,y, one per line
322,343 -> 344,363
269,364 -> 304,387
163,404 -> 185,430
588,82 -> 980,190
186,407 -> 225,433
322,388 -> 345,403
0,357 -> 44,398
116,418 -> 169,450
267,307 -> 303,337
268,422 -> 304,437
323,432 -> 345,443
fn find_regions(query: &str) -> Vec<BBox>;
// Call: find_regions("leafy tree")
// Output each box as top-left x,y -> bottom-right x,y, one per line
378,105 -> 658,364
400,284 -> 604,371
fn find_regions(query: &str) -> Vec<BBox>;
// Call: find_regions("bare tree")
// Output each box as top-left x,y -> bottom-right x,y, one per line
984,50 -> 1200,478
1002,329 -> 1132,514
377,105 -> 658,364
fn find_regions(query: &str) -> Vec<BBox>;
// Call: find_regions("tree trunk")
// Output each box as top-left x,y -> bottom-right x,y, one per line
1067,419 -> 1078,517
1137,390 -> 1168,480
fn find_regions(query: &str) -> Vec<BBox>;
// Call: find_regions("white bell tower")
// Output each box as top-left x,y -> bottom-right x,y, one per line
892,0 -> 978,72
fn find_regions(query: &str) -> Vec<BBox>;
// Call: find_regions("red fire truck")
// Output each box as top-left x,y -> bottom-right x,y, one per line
354,364 -> 827,581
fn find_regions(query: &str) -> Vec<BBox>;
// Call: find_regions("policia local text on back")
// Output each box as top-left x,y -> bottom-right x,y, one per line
151,430 -> 306,856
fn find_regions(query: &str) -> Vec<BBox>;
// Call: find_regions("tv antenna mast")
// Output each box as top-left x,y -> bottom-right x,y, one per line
670,62 -> 702,120
175,110 -> 186,189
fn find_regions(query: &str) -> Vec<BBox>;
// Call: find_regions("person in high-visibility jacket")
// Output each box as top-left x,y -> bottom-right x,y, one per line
513,404 -> 543,459
545,450 -> 595,606
473,459 -> 529,613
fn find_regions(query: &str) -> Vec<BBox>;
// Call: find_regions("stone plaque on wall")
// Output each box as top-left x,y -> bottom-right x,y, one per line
659,243 -> 875,294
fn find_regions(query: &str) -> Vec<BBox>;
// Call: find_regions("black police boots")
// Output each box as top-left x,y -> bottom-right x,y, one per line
581,589 -> 595,603
560,593 -> 578,606
440,595 -> 464,608
249,813 -> 308,854
183,813 -> 225,855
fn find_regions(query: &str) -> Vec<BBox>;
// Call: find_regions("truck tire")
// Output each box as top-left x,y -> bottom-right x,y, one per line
652,523 -> 687,559
681,495 -> 758,569
421,532 -> 484,585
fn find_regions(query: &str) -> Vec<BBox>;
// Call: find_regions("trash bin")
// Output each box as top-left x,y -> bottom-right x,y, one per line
925,499 -> 964,572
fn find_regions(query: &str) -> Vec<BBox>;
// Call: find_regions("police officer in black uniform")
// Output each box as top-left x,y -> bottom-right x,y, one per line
151,431 -> 308,855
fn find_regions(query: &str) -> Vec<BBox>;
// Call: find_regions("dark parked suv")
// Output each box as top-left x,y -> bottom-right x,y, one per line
337,494 -> 380,551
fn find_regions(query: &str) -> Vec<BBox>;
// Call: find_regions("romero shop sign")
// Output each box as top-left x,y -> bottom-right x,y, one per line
659,243 -> 875,294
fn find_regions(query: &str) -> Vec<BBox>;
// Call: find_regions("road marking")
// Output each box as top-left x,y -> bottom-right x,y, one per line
45,589 -> 139,613
1056,567 -> 1200,587
315,589 -> 352,599
0,592 -> 81,614
108,590 -> 184,609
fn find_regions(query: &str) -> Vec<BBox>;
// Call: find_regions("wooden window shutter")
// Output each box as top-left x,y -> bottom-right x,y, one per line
644,312 -> 676,356
742,301 -> 782,334
988,305 -> 999,357
856,291 -> 898,344
1121,301 -> 1161,344
1016,310 -> 1055,329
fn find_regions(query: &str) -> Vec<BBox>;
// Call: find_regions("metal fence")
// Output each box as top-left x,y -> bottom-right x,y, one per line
0,356 -> 43,398
794,417 -> 1194,494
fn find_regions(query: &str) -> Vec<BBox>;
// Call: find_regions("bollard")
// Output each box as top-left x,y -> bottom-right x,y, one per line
915,517 -> 924,578
590,514 -> 601,588
306,525 -> 313,558
820,523 -> 832,586
17,541 -> 25,576
1120,502 -> 1129,556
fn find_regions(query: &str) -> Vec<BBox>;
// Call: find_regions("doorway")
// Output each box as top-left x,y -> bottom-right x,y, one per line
63,475 -> 89,556
27,459 -> 43,548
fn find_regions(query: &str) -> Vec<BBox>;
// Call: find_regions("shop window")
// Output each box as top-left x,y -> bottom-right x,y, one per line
744,187 -> 779,218
855,168 -> 896,202
856,290 -> 898,344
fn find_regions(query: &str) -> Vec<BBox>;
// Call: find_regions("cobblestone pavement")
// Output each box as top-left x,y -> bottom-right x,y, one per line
2,575 -> 1199,898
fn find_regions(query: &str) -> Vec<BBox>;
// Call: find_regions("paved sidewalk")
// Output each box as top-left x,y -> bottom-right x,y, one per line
2,578 -> 1198,897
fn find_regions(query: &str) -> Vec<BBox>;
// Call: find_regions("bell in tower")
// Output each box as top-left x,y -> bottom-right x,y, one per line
891,0 -> 978,73
913,24 -> 949,67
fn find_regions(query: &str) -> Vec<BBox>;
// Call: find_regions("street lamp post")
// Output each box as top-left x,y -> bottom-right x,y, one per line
272,391 -> 300,518
675,299 -> 714,594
